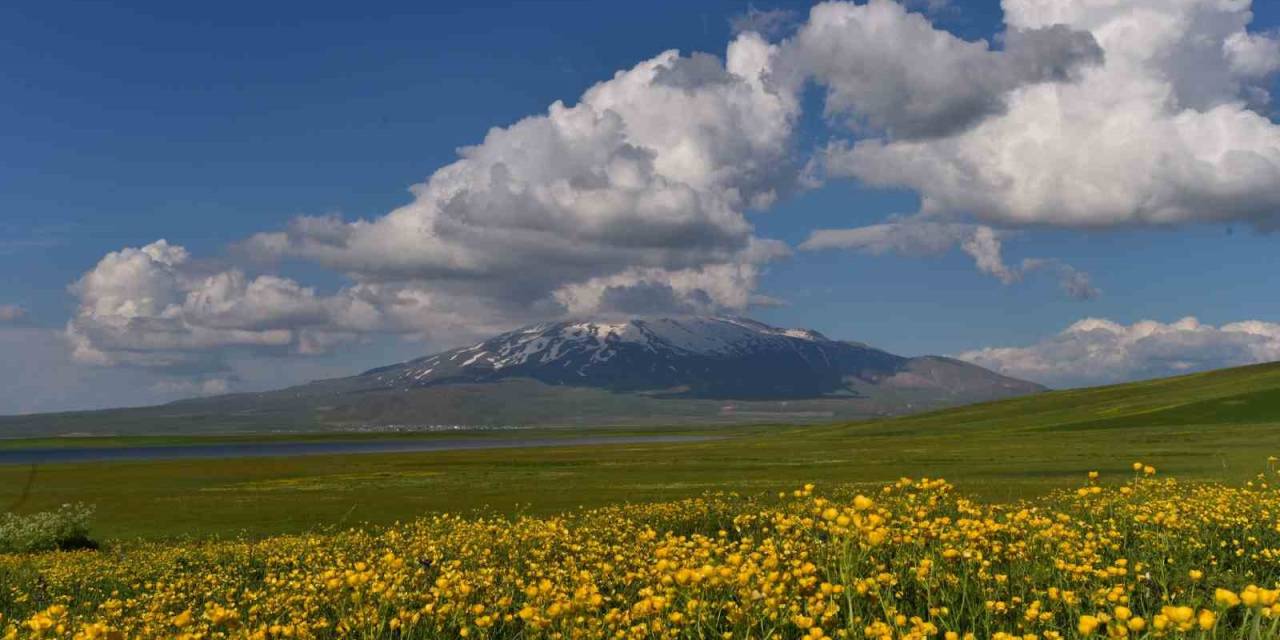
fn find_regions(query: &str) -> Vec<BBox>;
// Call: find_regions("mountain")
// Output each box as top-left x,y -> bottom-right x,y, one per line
361,316 -> 1038,399
0,316 -> 1045,436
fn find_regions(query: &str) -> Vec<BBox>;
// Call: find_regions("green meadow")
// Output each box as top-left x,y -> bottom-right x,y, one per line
4,361 -> 1280,541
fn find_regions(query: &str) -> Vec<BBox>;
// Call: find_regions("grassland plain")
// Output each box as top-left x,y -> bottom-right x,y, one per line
2,362 -> 1280,541
4,468 -> 1280,639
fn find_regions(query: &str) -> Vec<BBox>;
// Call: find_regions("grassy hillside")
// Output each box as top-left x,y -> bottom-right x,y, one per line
826,360 -> 1280,434
0,377 -> 1028,438
2,362 -> 1279,540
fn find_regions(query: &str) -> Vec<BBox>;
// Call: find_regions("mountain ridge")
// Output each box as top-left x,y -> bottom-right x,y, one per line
0,315 -> 1046,436
350,316 -> 1040,400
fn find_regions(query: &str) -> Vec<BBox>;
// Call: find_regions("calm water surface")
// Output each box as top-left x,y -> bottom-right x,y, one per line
0,435 -> 715,465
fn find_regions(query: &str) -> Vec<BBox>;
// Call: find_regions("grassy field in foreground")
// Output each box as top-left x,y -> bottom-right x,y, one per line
5,472 -> 1280,639
2,362 -> 1280,540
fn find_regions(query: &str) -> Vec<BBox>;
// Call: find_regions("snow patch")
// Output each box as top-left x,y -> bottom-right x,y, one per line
394,316 -> 832,379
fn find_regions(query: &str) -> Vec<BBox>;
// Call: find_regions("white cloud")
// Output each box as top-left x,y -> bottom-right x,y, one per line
1225,30 -> 1280,79
801,221 -> 1020,282
826,0 -> 1280,229
776,0 -> 1102,139
53,0 -> 1280,398
65,240 -> 455,374
1057,267 -> 1098,301
0,326 -> 408,415
241,35 -> 799,322
800,221 -> 976,255
553,238 -> 790,316
800,221 -> 1097,297
958,317 -> 1280,387
0,304 -> 28,323
1018,258 -> 1101,300
730,6 -> 798,39
959,226 -> 1018,284
70,35 -> 804,386
64,2 -> 1140,379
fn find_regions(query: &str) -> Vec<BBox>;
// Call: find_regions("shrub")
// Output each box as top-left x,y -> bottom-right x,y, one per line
0,503 -> 97,553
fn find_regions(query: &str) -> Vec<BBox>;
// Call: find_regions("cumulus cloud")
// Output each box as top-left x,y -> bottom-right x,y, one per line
730,5 -> 798,39
65,240 -> 452,374
800,221 -> 1097,297
0,325 -> 403,414
1057,267 -> 1098,301
0,305 -> 28,323
241,34 -> 797,320
959,226 -> 1019,284
71,35 -> 807,384
552,240 -> 789,317
67,35 -> 803,377
1226,30 -> 1280,80
827,0 -> 1280,229
801,221 -> 1016,282
1018,258 -> 1100,300
775,0 -> 1102,139
958,317 -> 1280,387
801,221 -> 976,255
59,0 -> 1280,395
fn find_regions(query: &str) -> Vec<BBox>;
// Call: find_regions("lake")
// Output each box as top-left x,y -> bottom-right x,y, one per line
0,434 -> 715,465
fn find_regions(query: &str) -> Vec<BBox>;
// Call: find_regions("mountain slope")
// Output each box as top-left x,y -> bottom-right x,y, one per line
359,316 -> 1039,399
809,359 -> 1280,438
0,316 -> 1044,436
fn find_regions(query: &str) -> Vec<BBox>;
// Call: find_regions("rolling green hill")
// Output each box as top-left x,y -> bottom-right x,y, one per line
815,359 -> 1280,435
2,361 -> 1279,540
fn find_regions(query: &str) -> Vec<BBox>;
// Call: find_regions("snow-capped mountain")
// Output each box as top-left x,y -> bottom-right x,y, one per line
0,315 -> 1047,436
358,316 -> 1039,400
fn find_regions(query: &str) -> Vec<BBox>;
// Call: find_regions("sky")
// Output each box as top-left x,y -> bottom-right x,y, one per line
2,0 -> 1280,414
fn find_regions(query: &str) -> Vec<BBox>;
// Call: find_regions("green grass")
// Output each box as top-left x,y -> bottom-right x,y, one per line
4,362 -> 1280,541
0,426 -> 717,450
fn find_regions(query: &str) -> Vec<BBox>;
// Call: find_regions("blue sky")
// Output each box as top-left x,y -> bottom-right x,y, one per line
3,0 -> 1280,413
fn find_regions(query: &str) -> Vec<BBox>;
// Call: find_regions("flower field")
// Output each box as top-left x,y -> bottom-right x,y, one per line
3,463 -> 1280,639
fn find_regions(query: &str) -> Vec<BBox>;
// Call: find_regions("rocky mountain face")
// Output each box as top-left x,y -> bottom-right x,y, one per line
0,316 -> 1046,436
357,316 -> 1043,400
